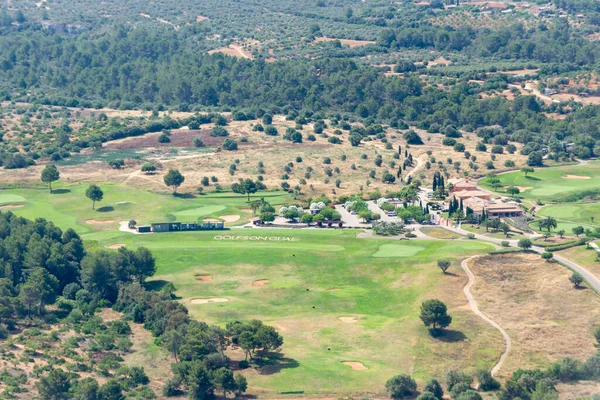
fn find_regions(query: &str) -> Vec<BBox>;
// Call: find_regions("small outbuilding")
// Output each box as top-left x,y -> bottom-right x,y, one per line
137,225 -> 152,233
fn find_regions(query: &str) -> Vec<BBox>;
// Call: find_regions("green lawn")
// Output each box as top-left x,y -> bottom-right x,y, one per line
1,184 -> 504,395
480,162 -> 600,203
461,224 -> 526,240
0,184 -> 290,234
536,204 -> 600,232
135,229 -> 498,394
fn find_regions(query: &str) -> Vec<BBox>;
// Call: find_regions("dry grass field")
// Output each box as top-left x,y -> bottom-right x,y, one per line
468,253 -> 600,380
0,108 -> 529,198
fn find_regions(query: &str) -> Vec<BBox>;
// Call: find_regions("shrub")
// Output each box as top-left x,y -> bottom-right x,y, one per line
162,378 -> 181,397
476,370 -> 500,391
385,374 -> 417,399
442,138 -> 457,146
423,379 -> 443,399
467,233 -> 475,239
265,125 -> 278,136
193,137 -> 204,147
403,130 -> 423,145
210,127 -> 229,137
491,145 -> 504,154
222,139 -> 238,151
501,241 -> 509,247
158,133 -> 171,143
0,324 -> 8,339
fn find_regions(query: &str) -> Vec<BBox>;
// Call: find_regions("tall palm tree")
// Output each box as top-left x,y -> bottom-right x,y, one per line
539,216 -> 558,232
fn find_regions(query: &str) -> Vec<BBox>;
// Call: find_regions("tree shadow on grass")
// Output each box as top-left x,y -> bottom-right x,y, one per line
97,206 -> 114,213
525,176 -> 541,181
173,193 -> 196,199
255,352 -> 300,375
144,280 -> 181,298
435,329 -> 467,343
52,189 -> 71,194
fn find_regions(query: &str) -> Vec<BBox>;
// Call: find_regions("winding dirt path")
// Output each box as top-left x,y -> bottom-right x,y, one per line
406,154 -> 426,179
460,256 -> 511,377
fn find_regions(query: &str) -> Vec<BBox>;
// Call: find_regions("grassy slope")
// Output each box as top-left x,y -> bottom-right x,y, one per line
480,162 -> 600,203
479,162 -> 600,232
0,184 -> 503,395
0,184 -> 290,234
141,229 -> 498,394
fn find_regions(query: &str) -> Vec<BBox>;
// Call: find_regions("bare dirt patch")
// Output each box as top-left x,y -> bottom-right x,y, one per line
190,297 -> 229,304
106,244 -> 126,249
427,56 -> 451,68
469,253 -> 600,379
86,219 -> 115,225
208,44 -> 253,59
313,37 -> 376,48
0,204 -> 24,209
196,15 -> 209,22
195,274 -> 212,282
252,279 -> 269,287
338,316 -> 358,323
498,69 -> 539,75
564,174 -> 591,180
219,214 -> 240,223
341,361 -> 368,370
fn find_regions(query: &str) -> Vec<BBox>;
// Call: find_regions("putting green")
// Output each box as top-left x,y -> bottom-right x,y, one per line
372,243 -> 426,257
0,194 -> 26,204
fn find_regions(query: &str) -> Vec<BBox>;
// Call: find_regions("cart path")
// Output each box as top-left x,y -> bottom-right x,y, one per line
461,256 -> 511,377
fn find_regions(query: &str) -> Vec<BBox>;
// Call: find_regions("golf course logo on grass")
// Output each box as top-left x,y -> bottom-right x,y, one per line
214,235 -> 298,242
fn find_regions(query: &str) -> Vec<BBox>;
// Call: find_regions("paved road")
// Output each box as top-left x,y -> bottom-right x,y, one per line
334,204 -> 367,227
367,200 -> 395,222
460,256 -> 511,377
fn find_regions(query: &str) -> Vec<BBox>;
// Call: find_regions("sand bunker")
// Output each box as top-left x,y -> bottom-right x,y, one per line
190,298 -> 229,304
342,361 -> 367,370
514,186 -> 533,192
338,317 -> 358,323
564,175 -> 591,180
220,215 -> 240,223
106,244 -> 126,249
86,219 -> 115,225
203,218 -> 221,223
0,204 -> 24,210
252,279 -> 270,287
195,274 -> 212,282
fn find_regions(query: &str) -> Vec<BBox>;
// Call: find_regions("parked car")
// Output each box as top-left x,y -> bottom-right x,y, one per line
350,210 -> 357,215
387,211 -> 397,217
